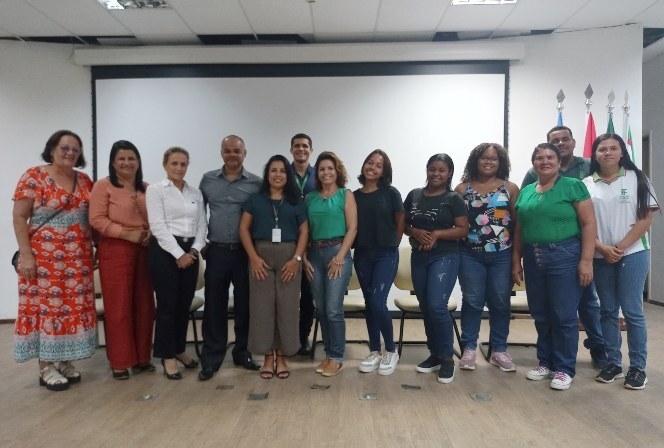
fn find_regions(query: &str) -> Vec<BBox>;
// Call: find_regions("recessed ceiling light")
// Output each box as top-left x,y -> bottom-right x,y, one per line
97,0 -> 170,10
451,0 -> 517,5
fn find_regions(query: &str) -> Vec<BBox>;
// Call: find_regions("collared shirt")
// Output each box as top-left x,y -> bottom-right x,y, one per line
292,163 -> 316,198
199,166 -> 262,243
146,179 -> 207,259
521,156 -> 590,189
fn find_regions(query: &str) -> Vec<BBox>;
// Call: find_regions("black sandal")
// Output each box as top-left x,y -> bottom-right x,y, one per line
112,369 -> 130,380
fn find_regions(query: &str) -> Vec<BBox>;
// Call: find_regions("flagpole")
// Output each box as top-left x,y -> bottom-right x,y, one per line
607,90 -> 615,134
583,84 -> 596,158
623,91 -> 635,162
556,89 -> 565,126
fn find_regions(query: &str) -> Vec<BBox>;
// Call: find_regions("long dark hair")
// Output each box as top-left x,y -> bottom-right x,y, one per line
261,154 -> 300,205
590,133 -> 659,219
357,149 -> 393,187
426,153 -> 454,191
41,130 -> 86,168
460,143 -> 511,182
109,140 -> 145,192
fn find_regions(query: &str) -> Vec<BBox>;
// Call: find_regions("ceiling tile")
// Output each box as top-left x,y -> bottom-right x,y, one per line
0,0 -> 69,36
241,0 -> 312,34
625,0 -> 664,28
376,0 -> 449,32
437,3 -> 515,32
111,8 -> 194,35
168,0 -> 252,35
24,0 -> 131,36
560,0 -> 660,29
312,0 -> 381,33
499,0 -> 586,31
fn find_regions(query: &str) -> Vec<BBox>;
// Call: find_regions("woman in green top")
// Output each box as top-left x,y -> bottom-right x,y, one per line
512,143 -> 597,391
305,151 -> 357,377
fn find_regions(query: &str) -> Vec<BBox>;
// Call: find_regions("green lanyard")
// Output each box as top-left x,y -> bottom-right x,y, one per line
295,172 -> 309,196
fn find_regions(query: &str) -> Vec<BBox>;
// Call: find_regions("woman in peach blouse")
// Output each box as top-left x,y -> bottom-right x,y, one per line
89,140 -> 154,380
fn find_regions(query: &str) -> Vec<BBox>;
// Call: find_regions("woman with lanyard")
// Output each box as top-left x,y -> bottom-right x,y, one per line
146,147 -> 207,380
239,155 -> 309,379
584,134 -> 659,390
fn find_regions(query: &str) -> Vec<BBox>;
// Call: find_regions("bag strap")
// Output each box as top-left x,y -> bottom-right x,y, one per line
29,172 -> 78,237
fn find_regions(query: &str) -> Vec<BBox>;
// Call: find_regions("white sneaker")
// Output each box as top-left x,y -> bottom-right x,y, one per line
359,351 -> 382,373
459,348 -> 476,370
550,371 -> 573,390
526,364 -> 551,381
378,351 -> 399,376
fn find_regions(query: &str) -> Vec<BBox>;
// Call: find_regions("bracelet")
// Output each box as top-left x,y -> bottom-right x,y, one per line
189,248 -> 199,257
332,257 -> 344,266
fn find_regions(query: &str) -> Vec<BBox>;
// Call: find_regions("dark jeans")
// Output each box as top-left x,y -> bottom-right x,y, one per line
579,283 -> 605,351
299,275 -> 315,346
148,237 -> 198,359
411,250 -> 459,360
200,243 -> 251,370
353,247 -> 399,352
523,237 -> 582,377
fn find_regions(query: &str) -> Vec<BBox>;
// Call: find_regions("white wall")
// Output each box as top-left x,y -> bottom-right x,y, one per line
1,41 -> 92,319
643,51 -> 664,303
0,24 -> 645,318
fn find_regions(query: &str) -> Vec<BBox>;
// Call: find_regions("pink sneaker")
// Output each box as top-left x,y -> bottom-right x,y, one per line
489,352 -> 516,372
459,349 -> 476,370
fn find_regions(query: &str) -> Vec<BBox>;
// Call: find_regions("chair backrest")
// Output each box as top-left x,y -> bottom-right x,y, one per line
93,269 -> 102,297
394,246 -> 413,292
196,256 -> 206,291
347,263 -> 361,290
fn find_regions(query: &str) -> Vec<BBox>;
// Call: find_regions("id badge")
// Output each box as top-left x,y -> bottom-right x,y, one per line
272,228 -> 282,243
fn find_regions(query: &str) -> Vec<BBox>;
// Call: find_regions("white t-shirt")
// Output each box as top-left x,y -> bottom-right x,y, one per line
583,169 -> 658,258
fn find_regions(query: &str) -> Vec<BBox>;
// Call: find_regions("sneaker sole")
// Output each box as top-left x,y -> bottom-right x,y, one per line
416,365 -> 440,373
526,373 -> 548,381
550,381 -> 572,390
624,378 -> 648,390
437,365 -> 456,384
358,365 -> 380,373
490,360 -> 516,372
595,373 -> 625,384
459,363 -> 475,371
377,367 -> 396,376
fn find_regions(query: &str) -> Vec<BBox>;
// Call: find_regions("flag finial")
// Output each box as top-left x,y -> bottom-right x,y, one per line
584,84 -> 593,110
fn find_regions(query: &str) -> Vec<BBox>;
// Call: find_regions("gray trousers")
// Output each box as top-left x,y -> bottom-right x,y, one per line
248,241 -> 301,356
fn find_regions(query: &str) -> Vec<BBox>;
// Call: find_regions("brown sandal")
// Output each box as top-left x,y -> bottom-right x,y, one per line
260,354 -> 275,379
275,355 -> 290,379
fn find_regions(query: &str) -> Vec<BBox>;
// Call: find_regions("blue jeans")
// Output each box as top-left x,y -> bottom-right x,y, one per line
594,250 -> 649,371
410,251 -> 459,359
353,247 -> 398,352
308,244 -> 353,362
579,283 -> 605,351
523,237 -> 582,377
459,247 -> 512,352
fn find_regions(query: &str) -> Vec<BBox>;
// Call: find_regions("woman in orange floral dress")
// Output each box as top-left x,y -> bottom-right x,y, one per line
12,130 -> 96,391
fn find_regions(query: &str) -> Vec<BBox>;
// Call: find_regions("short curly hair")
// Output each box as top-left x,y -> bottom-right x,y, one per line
460,143 -> 511,182
314,151 -> 348,190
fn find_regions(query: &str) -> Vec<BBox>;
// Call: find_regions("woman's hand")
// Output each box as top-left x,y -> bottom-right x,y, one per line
122,228 -> 146,244
411,228 -> 433,250
140,229 -> 151,247
176,252 -> 195,269
303,258 -> 314,281
19,253 -> 37,281
597,243 -> 623,264
326,256 -> 344,280
280,259 -> 299,283
512,261 -> 523,286
578,259 -> 593,287
250,256 -> 270,280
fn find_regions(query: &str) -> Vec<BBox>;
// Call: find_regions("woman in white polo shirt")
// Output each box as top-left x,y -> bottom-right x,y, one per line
583,134 -> 659,390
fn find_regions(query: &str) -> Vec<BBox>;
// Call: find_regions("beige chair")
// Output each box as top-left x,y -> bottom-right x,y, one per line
188,257 -> 206,358
393,246 -> 461,358
310,261 -> 367,359
478,277 -> 534,360
93,269 -> 106,347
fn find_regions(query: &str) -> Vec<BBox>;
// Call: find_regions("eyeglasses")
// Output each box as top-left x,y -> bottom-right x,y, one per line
479,157 -> 499,163
549,137 -> 572,145
59,145 -> 81,155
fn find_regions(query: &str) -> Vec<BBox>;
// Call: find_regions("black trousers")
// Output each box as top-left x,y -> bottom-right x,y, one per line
148,237 -> 198,359
200,243 -> 250,370
299,275 -> 315,344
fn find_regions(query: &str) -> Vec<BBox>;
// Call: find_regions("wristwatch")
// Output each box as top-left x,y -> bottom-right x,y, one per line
294,255 -> 302,262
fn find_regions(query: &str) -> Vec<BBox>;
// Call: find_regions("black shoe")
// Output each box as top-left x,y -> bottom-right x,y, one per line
112,369 -> 130,380
161,359 -> 182,380
590,347 -> 609,370
233,354 -> 260,371
297,341 -> 312,356
437,358 -> 456,384
415,355 -> 442,373
133,363 -> 156,374
175,355 -> 199,369
198,366 -> 216,381
595,364 -> 624,383
624,367 -> 648,390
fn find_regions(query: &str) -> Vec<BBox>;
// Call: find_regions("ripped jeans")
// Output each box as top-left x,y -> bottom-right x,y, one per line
411,250 -> 459,359
353,247 -> 399,352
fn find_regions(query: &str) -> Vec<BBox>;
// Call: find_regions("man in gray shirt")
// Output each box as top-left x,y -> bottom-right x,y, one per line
198,135 -> 262,381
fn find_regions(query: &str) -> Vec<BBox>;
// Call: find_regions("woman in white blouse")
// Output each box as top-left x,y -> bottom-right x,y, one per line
146,147 -> 207,380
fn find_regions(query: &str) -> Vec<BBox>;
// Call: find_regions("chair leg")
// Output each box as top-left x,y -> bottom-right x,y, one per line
190,311 -> 201,359
451,312 -> 462,359
310,317 -> 319,360
398,311 -> 406,357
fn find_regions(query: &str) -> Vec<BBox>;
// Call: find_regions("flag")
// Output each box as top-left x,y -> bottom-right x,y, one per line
626,126 -> 635,161
607,113 -> 615,133
557,110 -> 563,126
583,111 -> 596,158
